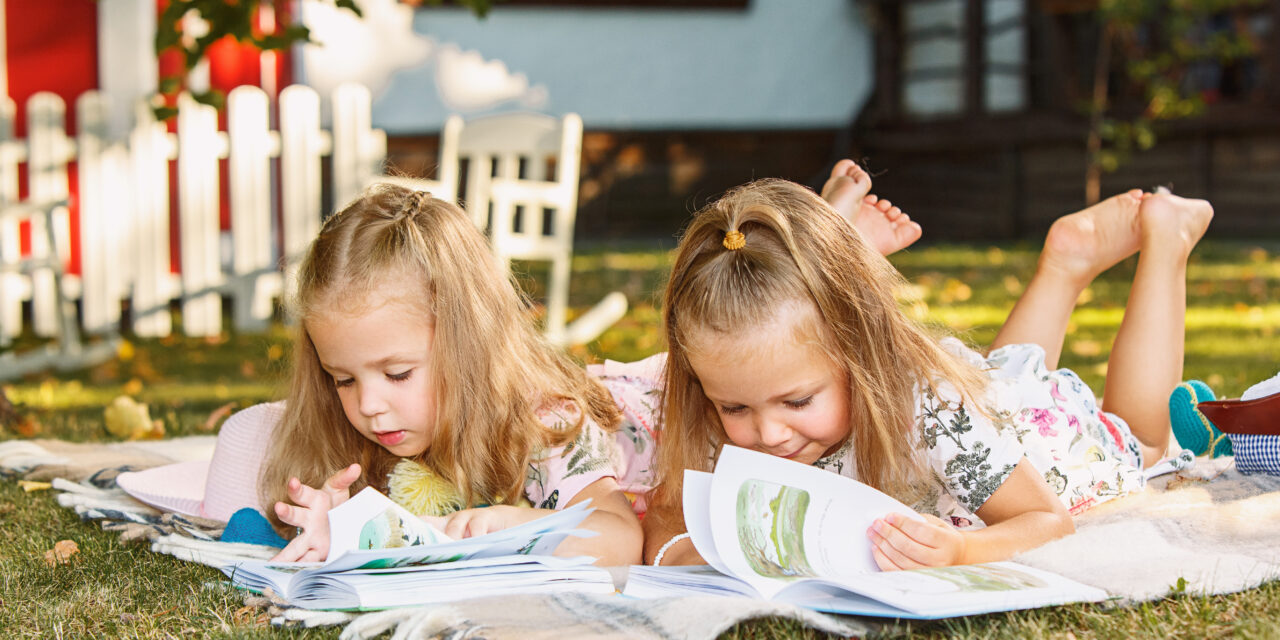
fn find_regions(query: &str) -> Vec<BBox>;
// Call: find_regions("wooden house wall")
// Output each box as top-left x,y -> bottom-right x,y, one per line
386,123 -> 1280,245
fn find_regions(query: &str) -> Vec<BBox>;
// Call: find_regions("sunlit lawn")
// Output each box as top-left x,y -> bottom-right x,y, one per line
1,238 -> 1278,638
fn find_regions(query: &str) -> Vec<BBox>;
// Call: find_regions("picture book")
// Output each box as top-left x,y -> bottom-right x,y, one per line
222,488 -> 614,610
624,446 -> 1110,619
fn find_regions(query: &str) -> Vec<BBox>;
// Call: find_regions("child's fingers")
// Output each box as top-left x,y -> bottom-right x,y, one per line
273,534 -> 312,562
322,464 -> 361,506
870,539 -> 908,572
884,513 -> 963,566
274,501 -> 303,528
323,463 -> 361,493
441,510 -> 475,539
890,513 -> 951,547
863,194 -> 879,206
868,522 -> 922,571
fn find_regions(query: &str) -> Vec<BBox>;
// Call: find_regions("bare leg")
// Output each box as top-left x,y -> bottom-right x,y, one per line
821,159 -> 922,256
990,190 -> 1145,368
1102,193 -> 1213,467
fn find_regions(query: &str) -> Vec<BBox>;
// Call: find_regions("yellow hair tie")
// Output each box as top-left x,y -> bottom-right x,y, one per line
722,229 -> 746,251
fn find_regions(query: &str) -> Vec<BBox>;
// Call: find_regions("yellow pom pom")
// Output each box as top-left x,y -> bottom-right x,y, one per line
387,459 -> 464,517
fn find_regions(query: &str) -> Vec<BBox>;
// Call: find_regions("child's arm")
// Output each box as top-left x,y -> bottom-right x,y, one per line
866,458 -> 1073,569
270,463 -> 361,562
426,476 -> 643,565
641,501 -> 706,566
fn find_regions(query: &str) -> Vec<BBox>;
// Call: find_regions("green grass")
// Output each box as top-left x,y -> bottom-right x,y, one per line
2,239 -> 1278,638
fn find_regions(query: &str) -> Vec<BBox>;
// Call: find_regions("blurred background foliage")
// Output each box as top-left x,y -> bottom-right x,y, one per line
3,238 -> 1276,443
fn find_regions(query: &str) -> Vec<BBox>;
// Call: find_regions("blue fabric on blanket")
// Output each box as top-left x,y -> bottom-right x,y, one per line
222,507 -> 287,547
1228,434 -> 1280,476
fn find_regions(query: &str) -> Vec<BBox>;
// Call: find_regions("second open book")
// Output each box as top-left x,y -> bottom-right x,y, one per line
625,446 -> 1109,618
221,489 -> 613,610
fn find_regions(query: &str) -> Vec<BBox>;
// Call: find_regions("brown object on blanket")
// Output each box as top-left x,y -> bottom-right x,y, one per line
1198,392 -> 1280,436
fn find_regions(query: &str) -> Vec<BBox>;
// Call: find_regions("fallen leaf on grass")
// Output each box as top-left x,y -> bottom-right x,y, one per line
43,539 -> 79,566
202,402 -> 237,432
104,396 -> 165,440
14,416 -> 41,438
18,480 -> 51,492
233,605 -> 270,627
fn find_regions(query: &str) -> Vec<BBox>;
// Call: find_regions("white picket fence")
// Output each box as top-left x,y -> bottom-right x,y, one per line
0,83 -> 385,355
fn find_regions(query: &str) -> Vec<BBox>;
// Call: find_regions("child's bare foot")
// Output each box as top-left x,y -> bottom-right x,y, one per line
821,159 -> 922,255
1138,192 -> 1213,257
1039,189 -> 1144,287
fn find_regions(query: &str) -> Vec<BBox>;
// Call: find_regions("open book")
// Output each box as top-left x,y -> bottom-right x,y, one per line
222,488 -> 614,610
625,446 -> 1109,619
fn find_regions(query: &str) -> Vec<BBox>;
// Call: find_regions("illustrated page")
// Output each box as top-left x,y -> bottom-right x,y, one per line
707,446 -> 921,599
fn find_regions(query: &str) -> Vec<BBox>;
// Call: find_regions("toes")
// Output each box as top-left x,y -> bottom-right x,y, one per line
831,158 -> 858,181
863,194 -> 879,205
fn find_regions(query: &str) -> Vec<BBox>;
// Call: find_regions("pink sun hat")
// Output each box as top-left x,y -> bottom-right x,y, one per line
117,402 -> 283,522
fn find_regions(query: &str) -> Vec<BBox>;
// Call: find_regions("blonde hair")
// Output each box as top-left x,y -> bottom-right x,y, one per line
261,185 -> 619,530
650,178 -> 988,529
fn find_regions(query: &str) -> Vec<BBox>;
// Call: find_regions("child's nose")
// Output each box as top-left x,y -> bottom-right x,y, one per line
756,416 -> 792,448
357,383 -> 388,416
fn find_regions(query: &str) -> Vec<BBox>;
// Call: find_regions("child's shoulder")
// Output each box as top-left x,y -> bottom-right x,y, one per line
586,352 -> 667,384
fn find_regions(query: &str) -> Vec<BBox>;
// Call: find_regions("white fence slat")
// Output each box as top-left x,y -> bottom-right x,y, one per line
279,84 -> 322,297
176,94 -> 223,337
129,101 -> 173,337
26,93 -> 74,337
331,83 -> 382,211
228,86 -> 274,331
76,91 -> 122,334
0,96 -> 22,344
0,83 -> 382,354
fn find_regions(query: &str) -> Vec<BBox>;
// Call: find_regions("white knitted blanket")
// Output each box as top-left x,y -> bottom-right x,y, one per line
5,438 -> 1280,639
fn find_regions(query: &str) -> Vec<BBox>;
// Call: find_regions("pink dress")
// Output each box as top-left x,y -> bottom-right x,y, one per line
523,353 -> 664,515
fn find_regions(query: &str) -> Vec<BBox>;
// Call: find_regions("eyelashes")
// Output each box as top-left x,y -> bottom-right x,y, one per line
332,369 -> 414,388
785,396 -> 814,409
718,395 -> 814,415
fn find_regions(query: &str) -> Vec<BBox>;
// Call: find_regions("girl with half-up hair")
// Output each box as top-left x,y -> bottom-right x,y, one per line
644,177 -> 1212,570
254,185 -> 649,565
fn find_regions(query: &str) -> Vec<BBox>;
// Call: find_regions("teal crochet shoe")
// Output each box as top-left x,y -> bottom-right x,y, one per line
1169,380 -> 1233,457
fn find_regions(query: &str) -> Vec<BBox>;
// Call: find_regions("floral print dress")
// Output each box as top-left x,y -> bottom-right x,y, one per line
522,353 -> 664,515
814,338 -> 1149,526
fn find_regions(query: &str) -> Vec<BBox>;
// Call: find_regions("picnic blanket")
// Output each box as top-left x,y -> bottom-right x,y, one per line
4,437 -> 1280,640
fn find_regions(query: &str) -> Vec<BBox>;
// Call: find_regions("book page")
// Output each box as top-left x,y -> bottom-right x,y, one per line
707,446 -> 922,599
788,560 -> 1109,617
317,498 -> 594,573
327,487 -> 452,560
681,470 -> 733,574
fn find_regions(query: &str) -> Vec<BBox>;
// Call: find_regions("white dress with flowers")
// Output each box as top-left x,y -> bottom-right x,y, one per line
814,338 -> 1149,527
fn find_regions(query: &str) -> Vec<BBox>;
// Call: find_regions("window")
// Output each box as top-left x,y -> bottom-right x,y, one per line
885,0 -> 1028,119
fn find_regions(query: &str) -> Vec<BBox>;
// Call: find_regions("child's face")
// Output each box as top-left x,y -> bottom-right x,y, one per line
307,291 -> 437,458
686,310 -> 851,466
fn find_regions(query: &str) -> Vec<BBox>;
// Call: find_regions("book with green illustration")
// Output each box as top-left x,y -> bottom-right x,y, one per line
222,488 -> 613,610
624,446 -> 1110,619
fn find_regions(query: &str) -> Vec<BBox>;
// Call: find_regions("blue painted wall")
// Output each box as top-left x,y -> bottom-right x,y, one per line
367,0 -> 873,133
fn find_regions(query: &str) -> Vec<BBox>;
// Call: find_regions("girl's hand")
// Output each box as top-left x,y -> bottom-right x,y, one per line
424,505 -> 548,539
270,463 -> 361,563
867,512 -> 966,571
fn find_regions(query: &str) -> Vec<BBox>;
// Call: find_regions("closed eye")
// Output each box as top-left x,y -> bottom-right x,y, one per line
333,377 -> 354,388
387,369 -> 413,382
785,396 -> 814,409
718,404 -> 747,416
